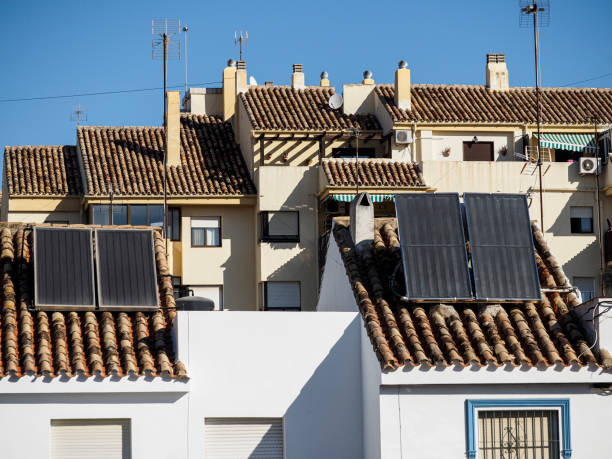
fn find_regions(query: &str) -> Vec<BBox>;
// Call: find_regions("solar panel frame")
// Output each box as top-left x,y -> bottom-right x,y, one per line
95,228 -> 160,311
395,193 -> 474,301
33,227 -> 96,311
464,193 -> 542,302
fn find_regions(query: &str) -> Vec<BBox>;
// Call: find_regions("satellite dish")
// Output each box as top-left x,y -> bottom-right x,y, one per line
249,76 -> 258,86
328,94 -> 343,110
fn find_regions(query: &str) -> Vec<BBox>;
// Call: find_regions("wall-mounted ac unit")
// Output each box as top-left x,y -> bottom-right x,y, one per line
395,130 -> 413,144
579,157 -> 599,175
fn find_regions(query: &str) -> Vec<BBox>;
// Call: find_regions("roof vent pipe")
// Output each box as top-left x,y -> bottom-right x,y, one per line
320,71 -> 330,87
362,70 -> 374,85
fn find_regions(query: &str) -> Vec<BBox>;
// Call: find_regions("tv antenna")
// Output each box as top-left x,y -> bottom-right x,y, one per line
348,127 -> 361,195
71,103 -> 87,125
152,18 -> 181,254
519,0 -> 550,234
183,26 -> 189,95
586,114 -> 605,295
234,30 -> 248,61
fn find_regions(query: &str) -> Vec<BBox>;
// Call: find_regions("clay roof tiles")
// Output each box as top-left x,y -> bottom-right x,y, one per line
332,217 -> 612,371
240,86 -> 381,132
0,223 -> 186,380
77,114 -> 256,196
4,146 -> 83,196
322,159 -> 425,188
376,84 -> 612,125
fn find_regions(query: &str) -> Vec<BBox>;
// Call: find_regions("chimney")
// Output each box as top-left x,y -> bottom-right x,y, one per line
292,64 -> 305,89
362,70 -> 374,85
166,91 -> 181,167
222,59 -> 237,121
350,192 -> 374,256
320,71 -> 330,87
394,60 -> 411,111
236,60 -> 248,93
486,53 -> 509,91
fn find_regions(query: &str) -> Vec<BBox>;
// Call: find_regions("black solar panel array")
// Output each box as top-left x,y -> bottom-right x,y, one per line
34,227 -> 95,310
95,229 -> 159,310
464,193 -> 541,301
395,193 -> 473,300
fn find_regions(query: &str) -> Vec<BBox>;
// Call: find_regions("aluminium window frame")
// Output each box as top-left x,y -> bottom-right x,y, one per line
191,216 -> 222,248
465,399 -> 571,459
260,211 -> 300,243
569,206 -> 594,234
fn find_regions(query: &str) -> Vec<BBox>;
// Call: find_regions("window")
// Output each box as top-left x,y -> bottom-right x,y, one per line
189,285 -> 223,310
463,141 -> 494,161
168,207 -> 181,241
204,418 -> 283,459
263,281 -> 301,310
191,217 -> 221,247
92,205 -> 110,225
574,276 -> 595,302
130,205 -> 148,225
465,399 -> 571,459
332,147 -> 375,158
51,419 -> 131,459
112,205 -> 128,225
261,211 -> 299,242
570,206 -> 593,233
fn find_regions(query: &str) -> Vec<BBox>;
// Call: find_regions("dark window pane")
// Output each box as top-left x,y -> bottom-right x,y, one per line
149,205 -> 164,227
111,205 -> 127,225
131,205 -> 147,226
93,205 -> 109,225
169,207 -> 181,241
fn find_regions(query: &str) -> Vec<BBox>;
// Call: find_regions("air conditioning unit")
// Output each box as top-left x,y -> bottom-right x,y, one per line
579,157 -> 600,175
395,129 -> 413,144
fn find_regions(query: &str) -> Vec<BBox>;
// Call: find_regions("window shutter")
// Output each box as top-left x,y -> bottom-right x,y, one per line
205,418 -> 283,459
570,207 -> 593,219
267,212 -> 299,236
266,282 -> 300,309
192,217 -> 220,228
51,419 -> 130,459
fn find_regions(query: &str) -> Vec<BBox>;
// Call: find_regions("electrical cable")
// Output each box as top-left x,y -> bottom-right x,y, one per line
559,72 -> 612,88
0,81 -> 222,103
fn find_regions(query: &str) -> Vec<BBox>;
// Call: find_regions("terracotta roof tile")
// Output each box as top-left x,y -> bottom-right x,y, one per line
322,159 -> 425,188
241,86 -> 381,132
4,146 -> 83,196
332,217 -> 609,371
0,223 -> 186,380
376,84 -> 612,125
78,114 -> 255,196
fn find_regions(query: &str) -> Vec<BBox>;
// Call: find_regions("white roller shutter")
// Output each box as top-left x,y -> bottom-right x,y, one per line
51,419 -> 130,459
265,282 -> 300,309
204,418 -> 284,458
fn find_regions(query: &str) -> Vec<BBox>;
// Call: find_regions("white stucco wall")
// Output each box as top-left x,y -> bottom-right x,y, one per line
7,210 -> 82,224
421,130 -> 518,162
317,228 -> 357,312
380,384 -> 612,459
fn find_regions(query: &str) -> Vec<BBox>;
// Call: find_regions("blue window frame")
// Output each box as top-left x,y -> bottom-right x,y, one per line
465,399 -> 571,459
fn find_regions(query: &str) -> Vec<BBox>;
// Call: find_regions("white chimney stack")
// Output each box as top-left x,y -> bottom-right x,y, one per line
486,53 -> 509,91
166,91 -> 181,167
394,60 -> 411,111
292,64 -> 305,89
350,192 -> 374,255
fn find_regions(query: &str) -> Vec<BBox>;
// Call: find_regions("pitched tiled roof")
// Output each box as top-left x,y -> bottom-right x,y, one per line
78,114 -> 256,196
0,223 -> 186,380
240,86 -> 382,131
322,159 -> 425,188
333,217 -> 612,371
4,146 -> 83,196
376,84 -> 612,125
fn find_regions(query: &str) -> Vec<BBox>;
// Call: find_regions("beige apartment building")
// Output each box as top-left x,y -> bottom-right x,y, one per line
3,52 -> 612,308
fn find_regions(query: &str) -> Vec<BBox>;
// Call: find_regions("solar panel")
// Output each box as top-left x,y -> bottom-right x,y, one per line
34,227 -> 95,310
464,193 -> 541,301
95,229 -> 159,310
395,193 -> 473,301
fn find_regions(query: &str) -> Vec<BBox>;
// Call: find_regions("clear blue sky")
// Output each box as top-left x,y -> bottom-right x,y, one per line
1,0 -> 611,160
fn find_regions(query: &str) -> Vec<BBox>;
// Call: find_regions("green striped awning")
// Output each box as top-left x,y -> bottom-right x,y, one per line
536,133 -> 596,152
331,194 -> 394,203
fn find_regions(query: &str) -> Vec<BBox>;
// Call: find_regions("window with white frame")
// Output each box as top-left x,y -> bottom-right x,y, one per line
261,211 -> 299,242
189,285 -> 223,310
191,217 -> 221,247
204,418 -> 283,459
51,419 -> 131,459
465,399 -> 570,459
569,206 -> 593,233
574,276 -> 595,302
263,281 -> 301,310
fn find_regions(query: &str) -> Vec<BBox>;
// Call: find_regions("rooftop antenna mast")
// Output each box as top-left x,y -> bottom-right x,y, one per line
520,0 -> 550,234
586,114 -> 604,295
234,30 -> 248,61
349,128 -> 362,195
183,26 -> 189,95
71,103 -> 87,126
152,18 -> 181,255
